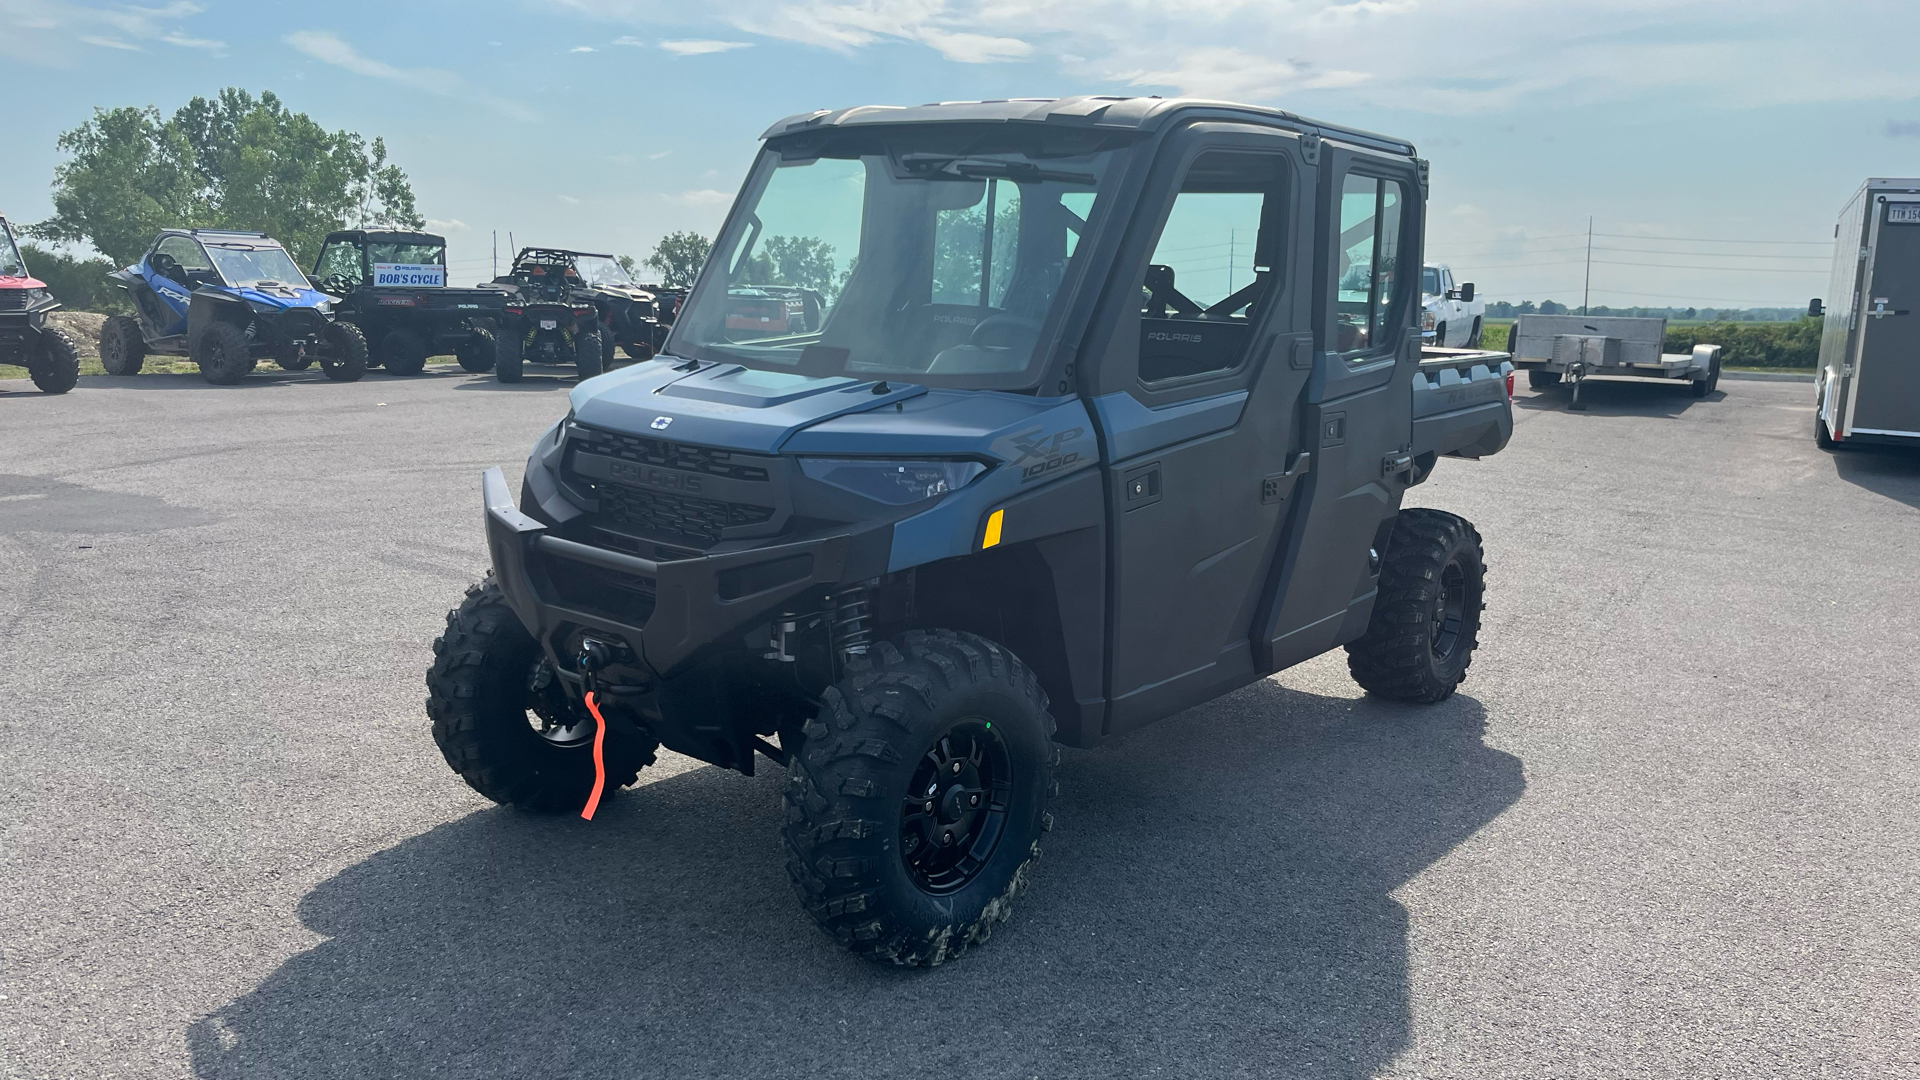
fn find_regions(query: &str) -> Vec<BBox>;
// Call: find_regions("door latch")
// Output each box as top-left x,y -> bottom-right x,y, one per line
1261,452 -> 1311,505
1381,451 -> 1414,479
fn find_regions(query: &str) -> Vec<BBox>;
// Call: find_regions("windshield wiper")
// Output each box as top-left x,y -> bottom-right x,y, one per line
896,154 -> 1095,185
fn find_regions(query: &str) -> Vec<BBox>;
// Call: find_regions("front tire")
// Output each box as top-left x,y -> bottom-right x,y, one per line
784,630 -> 1056,967
456,325 -> 496,373
193,321 -> 253,385
1346,509 -> 1486,703
381,329 -> 429,376
317,322 -> 368,382
427,576 -> 659,812
29,327 -> 81,394
575,326 -> 604,379
495,326 -> 524,383
98,316 -> 146,376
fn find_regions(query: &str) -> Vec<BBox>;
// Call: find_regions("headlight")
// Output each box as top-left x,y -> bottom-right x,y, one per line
25,288 -> 47,303
1421,310 -> 1436,330
800,459 -> 987,505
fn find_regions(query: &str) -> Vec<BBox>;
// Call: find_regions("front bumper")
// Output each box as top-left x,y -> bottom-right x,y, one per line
482,467 -> 851,679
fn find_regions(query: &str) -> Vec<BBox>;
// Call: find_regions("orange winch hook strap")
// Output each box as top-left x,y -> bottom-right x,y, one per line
580,691 -> 609,821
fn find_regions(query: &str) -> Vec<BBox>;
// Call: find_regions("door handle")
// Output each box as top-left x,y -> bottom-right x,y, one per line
1261,452 -> 1311,505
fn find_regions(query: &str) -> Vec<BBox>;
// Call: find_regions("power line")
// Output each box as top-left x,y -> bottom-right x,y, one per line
1592,232 -> 1830,246
1590,259 -> 1827,274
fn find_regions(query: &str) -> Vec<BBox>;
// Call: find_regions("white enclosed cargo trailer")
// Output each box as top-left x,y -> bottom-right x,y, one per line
1813,179 -> 1920,448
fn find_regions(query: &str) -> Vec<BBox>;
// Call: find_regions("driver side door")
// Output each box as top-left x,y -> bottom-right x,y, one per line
139,235 -> 209,335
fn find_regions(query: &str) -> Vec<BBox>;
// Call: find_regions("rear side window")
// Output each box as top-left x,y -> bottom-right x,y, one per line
1137,150 -> 1290,384
313,242 -> 365,289
155,235 -> 211,270
1334,173 -> 1407,356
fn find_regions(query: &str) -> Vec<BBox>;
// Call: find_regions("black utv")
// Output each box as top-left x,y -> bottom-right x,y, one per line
489,249 -> 606,383
496,248 -> 671,371
0,214 -> 81,393
426,97 -> 1516,966
309,230 -> 505,375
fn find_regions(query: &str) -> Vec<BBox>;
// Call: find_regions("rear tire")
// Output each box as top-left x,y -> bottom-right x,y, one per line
495,326 -> 524,383
1466,317 -> 1483,348
29,327 -> 81,394
427,576 -> 659,813
575,326 -> 604,379
381,329 -> 430,376
784,630 -> 1056,967
1528,370 -> 1561,389
456,325 -> 496,373
1690,373 -> 1710,397
316,321 -> 368,382
98,316 -> 146,376
193,321 -> 253,385
1346,509 -> 1486,703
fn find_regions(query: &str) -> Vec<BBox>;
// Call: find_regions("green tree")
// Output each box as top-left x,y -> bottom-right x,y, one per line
644,230 -> 712,288
739,235 -> 841,301
31,89 -> 421,266
17,243 -> 130,314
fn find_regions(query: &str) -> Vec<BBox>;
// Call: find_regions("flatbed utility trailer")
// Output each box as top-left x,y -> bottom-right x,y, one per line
1508,314 -> 1721,407
1812,178 -> 1920,448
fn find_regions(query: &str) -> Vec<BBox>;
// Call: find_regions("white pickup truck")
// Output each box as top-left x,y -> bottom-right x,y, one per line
1422,264 -> 1485,348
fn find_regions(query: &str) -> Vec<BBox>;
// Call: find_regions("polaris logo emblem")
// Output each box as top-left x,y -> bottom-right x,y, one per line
606,459 -> 703,493
650,416 -> 673,430
1146,331 -> 1204,343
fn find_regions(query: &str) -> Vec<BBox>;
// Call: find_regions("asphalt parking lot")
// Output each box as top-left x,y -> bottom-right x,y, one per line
3,365 -> 1917,1079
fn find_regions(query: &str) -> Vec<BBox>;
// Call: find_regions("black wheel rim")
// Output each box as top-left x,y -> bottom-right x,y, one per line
1431,558 -> 1468,660
523,658 -> 593,747
899,721 -> 1011,895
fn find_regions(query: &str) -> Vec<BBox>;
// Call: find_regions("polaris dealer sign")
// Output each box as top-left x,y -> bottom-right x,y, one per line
374,263 -> 446,287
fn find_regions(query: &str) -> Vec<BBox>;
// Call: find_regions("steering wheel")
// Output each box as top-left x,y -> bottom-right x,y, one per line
967,313 -> 1044,351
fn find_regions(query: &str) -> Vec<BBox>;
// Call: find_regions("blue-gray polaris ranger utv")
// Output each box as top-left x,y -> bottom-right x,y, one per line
425,97 -> 1515,966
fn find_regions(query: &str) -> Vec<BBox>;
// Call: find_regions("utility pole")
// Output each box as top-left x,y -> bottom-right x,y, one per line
1227,230 -> 1236,295
1581,216 -> 1593,316
492,231 -> 498,278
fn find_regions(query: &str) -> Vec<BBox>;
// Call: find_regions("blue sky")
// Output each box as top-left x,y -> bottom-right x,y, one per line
4,0 -> 1919,307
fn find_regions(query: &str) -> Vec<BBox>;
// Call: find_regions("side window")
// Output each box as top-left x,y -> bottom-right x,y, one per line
1334,173 -> 1407,356
313,242 -> 365,290
155,235 -> 211,270
1138,150 -> 1289,384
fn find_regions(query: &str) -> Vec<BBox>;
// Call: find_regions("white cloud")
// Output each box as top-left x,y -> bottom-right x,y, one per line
426,218 -> 470,231
674,189 -> 733,205
611,35 -> 646,46
570,45 -> 595,52
659,39 -> 752,55
648,150 -> 673,160
2,0 -> 225,59
558,195 -> 582,204
78,34 -> 140,50
286,30 -> 540,122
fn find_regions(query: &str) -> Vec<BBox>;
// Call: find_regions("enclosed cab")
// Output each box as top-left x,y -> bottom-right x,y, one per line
309,230 -> 506,376
1813,178 -> 1920,447
0,213 -> 81,394
423,97 -> 1513,967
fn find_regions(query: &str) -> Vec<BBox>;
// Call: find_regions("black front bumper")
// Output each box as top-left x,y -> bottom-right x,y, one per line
482,468 -> 851,679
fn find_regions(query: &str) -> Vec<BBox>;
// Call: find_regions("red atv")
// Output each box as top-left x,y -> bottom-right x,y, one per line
0,214 -> 81,394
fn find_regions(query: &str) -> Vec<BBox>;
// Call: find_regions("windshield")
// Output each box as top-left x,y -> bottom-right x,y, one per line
207,245 -> 311,289
367,242 -> 444,266
1421,267 -> 1440,296
0,223 -> 24,277
671,134 -> 1120,387
574,255 -> 632,287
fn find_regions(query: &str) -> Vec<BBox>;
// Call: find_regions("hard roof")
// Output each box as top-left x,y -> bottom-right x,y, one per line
327,229 -> 447,246
760,96 -> 1415,157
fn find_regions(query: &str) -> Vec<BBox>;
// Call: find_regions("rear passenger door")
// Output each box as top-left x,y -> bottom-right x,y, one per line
1255,147 -> 1423,671
1085,125 -> 1316,733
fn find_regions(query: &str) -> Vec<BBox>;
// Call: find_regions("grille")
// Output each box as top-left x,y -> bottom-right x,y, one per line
595,481 -> 773,545
0,291 -> 28,312
571,425 -> 770,482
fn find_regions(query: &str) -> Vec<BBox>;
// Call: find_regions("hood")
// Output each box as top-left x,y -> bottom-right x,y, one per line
230,284 -> 331,310
567,356 -> 1090,465
0,275 -> 47,290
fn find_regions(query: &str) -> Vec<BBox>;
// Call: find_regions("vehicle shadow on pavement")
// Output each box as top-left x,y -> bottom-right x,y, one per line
1514,381 -> 1720,417
186,680 -> 1522,1080
1830,444 -> 1920,510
